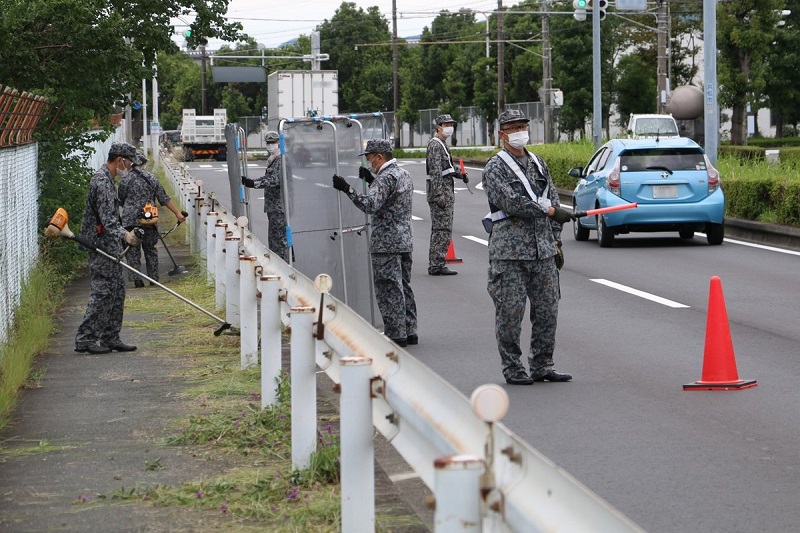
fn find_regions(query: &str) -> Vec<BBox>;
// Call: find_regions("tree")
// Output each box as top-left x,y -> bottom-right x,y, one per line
717,0 -> 783,144
763,0 -> 800,137
398,47 -> 432,147
615,51 -> 657,120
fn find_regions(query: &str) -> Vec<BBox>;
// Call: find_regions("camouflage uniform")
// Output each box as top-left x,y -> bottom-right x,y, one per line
118,167 -> 171,282
249,153 -> 289,262
425,135 -> 458,273
75,151 -> 132,350
482,145 -> 563,380
338,141 -> 417,342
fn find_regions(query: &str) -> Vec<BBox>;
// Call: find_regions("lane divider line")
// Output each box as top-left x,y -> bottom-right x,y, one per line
591,278 -> 689,308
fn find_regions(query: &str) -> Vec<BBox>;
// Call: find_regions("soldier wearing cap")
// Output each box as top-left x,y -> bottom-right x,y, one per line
332,139 -> 418,347
74,142 -> 142,355
425,114 -> 469,276
118,151 -> 186,287
242,131 -> 288,262
482,109 -> 576,385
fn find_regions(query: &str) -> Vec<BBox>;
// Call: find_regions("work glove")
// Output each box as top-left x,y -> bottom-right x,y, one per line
359,166 -> 374,185
242,177 -> 256,188
332,174 -> 350,192
461,172 -> 469,185
574,210 -> 587,218
550,207 -> 575,225
123,230 -> 142,247
555,241 -> 564,270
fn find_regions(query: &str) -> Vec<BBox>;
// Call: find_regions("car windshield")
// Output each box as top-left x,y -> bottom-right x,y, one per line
635,118 -> 678,136
619,148 -> 706,172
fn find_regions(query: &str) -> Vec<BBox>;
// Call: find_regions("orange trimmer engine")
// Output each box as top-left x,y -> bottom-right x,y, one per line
138,203 -> 159,225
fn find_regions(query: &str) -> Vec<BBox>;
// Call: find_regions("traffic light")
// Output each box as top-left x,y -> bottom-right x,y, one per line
573,0 -> 587,21
587,0 -> 607,20
183,29 -> 192,38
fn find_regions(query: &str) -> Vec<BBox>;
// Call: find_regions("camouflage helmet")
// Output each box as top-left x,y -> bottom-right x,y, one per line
133,151 -> 148,166
108,142 -> 137,160
358,138 -> 392,156
434,114 -> 455,126
498,109 -> 530,126
264,131 -> 279,143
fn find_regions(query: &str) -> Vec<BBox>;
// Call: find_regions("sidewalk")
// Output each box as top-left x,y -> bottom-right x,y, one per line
0,243 -> 430,532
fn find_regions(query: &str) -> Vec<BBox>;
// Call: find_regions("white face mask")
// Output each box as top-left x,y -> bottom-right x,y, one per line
505,131 -> 529,150
268,144 -> 280,155
442,126 -> 454,138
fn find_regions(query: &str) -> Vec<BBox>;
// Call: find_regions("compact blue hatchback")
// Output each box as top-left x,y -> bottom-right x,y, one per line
569,137 -> 725,247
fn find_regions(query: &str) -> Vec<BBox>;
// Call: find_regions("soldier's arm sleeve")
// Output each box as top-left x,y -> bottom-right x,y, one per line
151,173 -> 171,206
263,161 -> 281,189
348,174 -> 391,214
97,180 -> 126,240
543,160 -> 564,238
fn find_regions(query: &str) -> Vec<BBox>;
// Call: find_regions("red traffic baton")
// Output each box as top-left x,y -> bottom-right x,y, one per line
458,158 -> 474,194
576,203 -> 638,218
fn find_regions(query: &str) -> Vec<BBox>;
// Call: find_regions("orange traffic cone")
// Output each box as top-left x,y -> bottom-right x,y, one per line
445,239 -> 462,264
683,276 -> 757,391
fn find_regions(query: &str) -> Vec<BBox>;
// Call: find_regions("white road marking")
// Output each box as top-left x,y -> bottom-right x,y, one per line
198,164 -> 213,168
464,235 -> 488,246
591,279 -> 689,308
696,233 -> 800,256
389,471 -> 420,482
412,215 -> 423,221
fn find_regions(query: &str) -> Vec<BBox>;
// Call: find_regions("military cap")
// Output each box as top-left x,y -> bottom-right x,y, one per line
434,114 -> 455,126
498,109 -> 530,126
359,138 -> 392,156
264,131 -> 279,143
133,151 -> 148,166
108,142 -> 137,160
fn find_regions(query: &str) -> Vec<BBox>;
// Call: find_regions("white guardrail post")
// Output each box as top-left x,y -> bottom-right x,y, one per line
225,235 -> 241,329
206,211 -> 218,284
290,306 -> 316,470
214,221 -> 227,309
433,455 -> 482,532
259,274 -> 282,408
239,254 -> 258,369
339,356 -> 374,533
171,160 -> 645,533
197,201 -> 209,259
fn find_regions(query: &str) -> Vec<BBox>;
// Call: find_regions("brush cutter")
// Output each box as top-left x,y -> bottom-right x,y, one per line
45,208 -> 231,336
157,210 -> 190,276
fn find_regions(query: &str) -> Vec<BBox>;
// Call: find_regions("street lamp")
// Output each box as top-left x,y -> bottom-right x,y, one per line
459,8 -> 491,58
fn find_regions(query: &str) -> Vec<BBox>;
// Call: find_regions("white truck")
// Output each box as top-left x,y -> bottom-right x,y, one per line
626,113 -> 680,139
266,70 -> 339,131
180,108 -> 227,161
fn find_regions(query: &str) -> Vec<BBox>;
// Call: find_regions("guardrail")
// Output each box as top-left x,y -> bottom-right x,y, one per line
161,153 -> 644,532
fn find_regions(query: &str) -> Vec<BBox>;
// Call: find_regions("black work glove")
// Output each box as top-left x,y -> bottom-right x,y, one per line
332,174 -> 350,192
461,172 -> 469,185
359,166 -> 374,184
555,241 -> 564,270
550,207 -> 575,225
242,177 -> 256,188
574,210 -> 587,218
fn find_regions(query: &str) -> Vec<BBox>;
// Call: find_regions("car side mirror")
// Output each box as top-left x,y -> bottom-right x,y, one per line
568,167 -> 583,179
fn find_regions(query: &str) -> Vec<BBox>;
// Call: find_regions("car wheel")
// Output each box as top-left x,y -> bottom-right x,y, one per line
706,222 -> 724,245
679,230 -> 694,240
573,214 -> 590,241
597,215 -> 614,248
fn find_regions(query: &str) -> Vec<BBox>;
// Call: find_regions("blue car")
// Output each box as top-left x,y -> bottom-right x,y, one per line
569,137 -> 725,247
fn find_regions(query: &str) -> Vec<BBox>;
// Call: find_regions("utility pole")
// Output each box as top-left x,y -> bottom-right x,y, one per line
542,0 -> 553,143
497,0 -> 505,122
703,0 -> 718,164
392,0 -> 400,149
656,0 -> 669,113
591,0 -> 602,147
200,44 -> 208,115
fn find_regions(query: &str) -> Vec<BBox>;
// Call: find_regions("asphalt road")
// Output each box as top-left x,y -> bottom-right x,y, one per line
185,158 -> 800,533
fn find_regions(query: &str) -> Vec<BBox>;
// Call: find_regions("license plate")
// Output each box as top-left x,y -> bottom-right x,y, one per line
652,185 -> 678,199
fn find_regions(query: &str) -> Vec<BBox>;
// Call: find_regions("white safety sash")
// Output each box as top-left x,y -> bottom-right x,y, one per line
428,137 -> 457,179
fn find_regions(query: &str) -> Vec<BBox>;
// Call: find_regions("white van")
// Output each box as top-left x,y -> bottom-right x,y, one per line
626,114 -> 680,139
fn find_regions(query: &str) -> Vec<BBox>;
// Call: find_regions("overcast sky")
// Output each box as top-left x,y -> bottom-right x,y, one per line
175,0 -> 500,49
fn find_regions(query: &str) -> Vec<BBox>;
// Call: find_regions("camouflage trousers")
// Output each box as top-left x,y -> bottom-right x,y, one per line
487,258 -> 560,379
266,202 -> 289,263
371,252 -> 417,340
426,182 -> 455,274
126,225 -> 160,282
75,252 -> 126,348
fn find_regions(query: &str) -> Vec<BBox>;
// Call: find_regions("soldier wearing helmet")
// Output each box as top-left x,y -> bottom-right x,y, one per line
482,109 -> 575,385
425,114 -> 468,276
241,131 -> 289,262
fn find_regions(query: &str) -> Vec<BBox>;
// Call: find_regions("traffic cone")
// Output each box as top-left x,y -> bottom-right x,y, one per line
683,276 -> 757,391
445,239 -> 462,264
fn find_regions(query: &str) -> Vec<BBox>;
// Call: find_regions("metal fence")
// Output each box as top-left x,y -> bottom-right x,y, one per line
162,153 -> 644,532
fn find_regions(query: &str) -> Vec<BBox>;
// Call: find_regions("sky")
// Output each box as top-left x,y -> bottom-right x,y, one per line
174,0 -> 500,50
